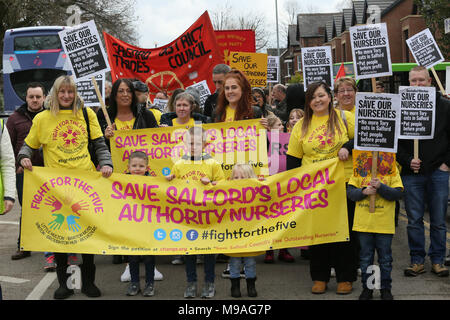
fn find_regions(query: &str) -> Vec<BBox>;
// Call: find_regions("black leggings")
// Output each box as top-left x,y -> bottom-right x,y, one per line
55,253 -> 94,268
309,196 -> 358,283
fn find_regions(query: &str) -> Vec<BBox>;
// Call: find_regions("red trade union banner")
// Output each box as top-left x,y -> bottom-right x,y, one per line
214,30 -> 256,64
104,11 -> 223,102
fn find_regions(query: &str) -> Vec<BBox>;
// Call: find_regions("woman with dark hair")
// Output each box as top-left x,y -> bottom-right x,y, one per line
159,92 -> 209,127
213,69 -> 263,123
252,87 -> 273,117
97,78 -> 160,276
286,81 -> 357,295
98,78 -> 158,142
285,83 -> 306,113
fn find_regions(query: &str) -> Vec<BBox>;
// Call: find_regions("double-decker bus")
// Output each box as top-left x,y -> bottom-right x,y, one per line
2,26 -> 72,114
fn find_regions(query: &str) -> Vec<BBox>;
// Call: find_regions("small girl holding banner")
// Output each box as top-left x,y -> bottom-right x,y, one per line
227,163 -> 263,298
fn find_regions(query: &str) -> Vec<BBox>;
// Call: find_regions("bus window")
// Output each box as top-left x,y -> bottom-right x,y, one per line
10,69 -> 67,101
14,35 -> 62,52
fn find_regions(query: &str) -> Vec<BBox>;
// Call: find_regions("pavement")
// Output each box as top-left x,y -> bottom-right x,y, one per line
1,198 -> 449,302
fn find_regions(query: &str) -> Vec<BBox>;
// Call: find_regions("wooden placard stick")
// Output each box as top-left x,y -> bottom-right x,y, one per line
91,76 -> 112,127
430,67 -> 447,95
414,139 -> 419,174
369,78 -> 378,213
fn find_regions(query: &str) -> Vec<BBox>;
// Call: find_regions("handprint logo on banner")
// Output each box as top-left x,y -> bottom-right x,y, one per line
44,192 -> 90,233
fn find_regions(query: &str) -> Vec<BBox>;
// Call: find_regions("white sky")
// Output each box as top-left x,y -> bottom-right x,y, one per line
135,0 -> 343,50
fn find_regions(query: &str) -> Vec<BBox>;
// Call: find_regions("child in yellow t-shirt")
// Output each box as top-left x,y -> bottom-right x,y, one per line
124,151 -> 156,297
347,171 -> 403,300
166,126 -> 225,299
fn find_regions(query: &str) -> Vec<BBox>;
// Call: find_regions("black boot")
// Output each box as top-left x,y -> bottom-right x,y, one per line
54,265 -> 74,299
80,263 -> 101,298
230,278 -> 241,298
359,288 -> 373,300
246,278 -> 257,297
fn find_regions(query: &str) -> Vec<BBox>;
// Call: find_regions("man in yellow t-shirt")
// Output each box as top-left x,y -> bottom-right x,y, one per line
347,172 -> 403,300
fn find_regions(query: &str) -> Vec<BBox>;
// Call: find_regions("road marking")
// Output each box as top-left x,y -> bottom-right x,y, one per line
0,221 -> 19,225
25,272 -> 56,300
0,276 -> 30,284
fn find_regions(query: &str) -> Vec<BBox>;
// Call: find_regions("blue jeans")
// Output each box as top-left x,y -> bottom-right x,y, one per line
402,169 -> 449,264
128,255 -> 155,284
229,257 -> 256,279
185,254 -> 215,283
358,232 -> 393,289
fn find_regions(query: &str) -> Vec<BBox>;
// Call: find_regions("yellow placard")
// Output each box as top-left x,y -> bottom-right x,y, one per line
21,158 -> 349,255
110,119 -> 269,179
229,51 -> 268,87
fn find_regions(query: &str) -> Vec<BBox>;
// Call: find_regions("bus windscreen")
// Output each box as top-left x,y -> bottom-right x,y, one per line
14,35 -> 62,52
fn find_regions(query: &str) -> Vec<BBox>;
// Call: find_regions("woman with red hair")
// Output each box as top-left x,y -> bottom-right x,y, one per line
213,69 -> 263,122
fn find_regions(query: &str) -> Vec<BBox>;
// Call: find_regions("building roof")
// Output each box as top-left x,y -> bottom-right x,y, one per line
353,0 -> 366,24
267,48 -> 287,56
342,8 -> 354,31
365,0 -> 398,23
297,13 -> 338,39
325,19 -> 334,42
333,13 -> 343,37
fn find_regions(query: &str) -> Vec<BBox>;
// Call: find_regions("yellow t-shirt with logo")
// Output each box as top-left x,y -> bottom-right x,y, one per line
115,118 -> 135,131
287,109 -> 355,180
172,155 -> 225,183
171,117 -> 196,129
225,106 -> 236,122
349,173 -> 403,234
25,108 -> 103,171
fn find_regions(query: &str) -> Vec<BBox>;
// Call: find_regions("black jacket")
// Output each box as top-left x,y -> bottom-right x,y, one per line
97,103 -> 158,150
97,103 -> 158,133
203,92 -> 218,118
397,92 -> 450,175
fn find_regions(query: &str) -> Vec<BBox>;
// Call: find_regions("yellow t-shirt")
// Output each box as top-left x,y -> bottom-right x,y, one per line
150,108 -> 162,125
225,106 -> 236,122
25,108 -> 103,171
287,110 -> 355,180
115,118 -> 135,131
171,117 -> 195,129
338,106 -> 355,181
349,173 -> 403,234
171,155 -> 225,183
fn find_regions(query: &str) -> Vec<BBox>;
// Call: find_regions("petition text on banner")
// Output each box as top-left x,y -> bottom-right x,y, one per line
110,119 -> 269,178
21,158 -> 349,255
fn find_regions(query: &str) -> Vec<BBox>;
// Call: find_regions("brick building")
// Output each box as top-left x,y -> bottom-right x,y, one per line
281,0 -> 446,89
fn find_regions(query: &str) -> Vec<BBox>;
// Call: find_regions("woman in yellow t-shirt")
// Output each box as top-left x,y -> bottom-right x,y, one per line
213,69 -> 263,123
286,81 -> 357,295
159,92 -> 209,128
99,79 -> 158,143
18,75 -> 113,300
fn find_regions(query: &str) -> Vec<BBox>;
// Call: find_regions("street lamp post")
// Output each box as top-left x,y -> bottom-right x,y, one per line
275,0 -> 280,57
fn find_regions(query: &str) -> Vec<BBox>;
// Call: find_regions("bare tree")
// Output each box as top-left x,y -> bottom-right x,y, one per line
0,0 -> 138,67
279,0 -> 321,47
210,1 -> 270,51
